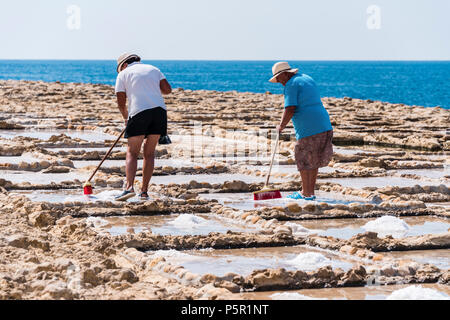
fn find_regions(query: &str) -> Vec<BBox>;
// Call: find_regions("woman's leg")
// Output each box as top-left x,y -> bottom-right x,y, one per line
141,135 -> 160,193
300,170 -> 313,197
300,170 -> 308,196
300,169 -> 318,197
310,168 -> 319,196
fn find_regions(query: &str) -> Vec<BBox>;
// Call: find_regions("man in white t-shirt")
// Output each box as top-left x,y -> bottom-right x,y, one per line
114,53 -> 172,201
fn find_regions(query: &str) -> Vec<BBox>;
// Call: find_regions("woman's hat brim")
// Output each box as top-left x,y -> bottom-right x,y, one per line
269,68 -> 299,83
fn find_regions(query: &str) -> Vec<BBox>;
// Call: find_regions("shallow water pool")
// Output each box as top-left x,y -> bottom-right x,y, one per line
322,176 -> 442,188
0,129 -> 117,142
147,246 -> 355,277
240,283 -> 450,300
382,249 -> 450,270
287,216 -> 450,239
199,191 -> 369,211
87,214 -> 261,237
1,170 -> 89,184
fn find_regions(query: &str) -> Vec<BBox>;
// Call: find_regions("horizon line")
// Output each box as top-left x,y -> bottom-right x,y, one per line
0,59 -> 449,62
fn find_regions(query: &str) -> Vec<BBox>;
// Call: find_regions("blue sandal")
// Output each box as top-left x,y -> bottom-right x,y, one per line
287,192 -> 317,201
287,192 -> 304,200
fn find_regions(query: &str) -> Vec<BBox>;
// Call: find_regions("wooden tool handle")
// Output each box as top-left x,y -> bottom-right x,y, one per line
265,131 -> 280,187
87,128 -> 126,183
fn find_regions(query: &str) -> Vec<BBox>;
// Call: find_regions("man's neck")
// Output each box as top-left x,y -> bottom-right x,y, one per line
128,62 -> 140,68
282,73 -> 296,86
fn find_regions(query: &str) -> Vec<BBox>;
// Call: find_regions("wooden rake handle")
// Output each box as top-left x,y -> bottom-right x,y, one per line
86,128 -> 126,184
265,131 -> 280,188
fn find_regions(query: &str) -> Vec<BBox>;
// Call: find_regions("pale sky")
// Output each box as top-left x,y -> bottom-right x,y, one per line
1,0 -> 449,60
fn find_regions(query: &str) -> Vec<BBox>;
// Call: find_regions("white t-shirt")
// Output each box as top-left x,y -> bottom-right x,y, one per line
115,62 -> 167,118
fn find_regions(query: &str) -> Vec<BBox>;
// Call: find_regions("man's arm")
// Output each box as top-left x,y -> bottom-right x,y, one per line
116,92 -> 128,124
160,79 -> 172,95
277,106 -> 296,132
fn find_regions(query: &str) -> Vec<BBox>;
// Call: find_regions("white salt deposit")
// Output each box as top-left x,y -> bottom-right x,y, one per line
286,252 -> 332,271
86,217 -> 108,228
95,190 -> 122,201
362,216 -> 410,238
270,292 -> 328,300
284,222 -> 317,236
169,215 -> 209,229
62,190 -> 120,203
386,286 -> 450,300
150,249 -> 196,260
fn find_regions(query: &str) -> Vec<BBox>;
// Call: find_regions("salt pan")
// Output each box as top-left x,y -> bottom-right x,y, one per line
362,216 -> 410,238
270,292 -> 328,300
387,285 -> 450,300
286,252 -> 332,271
169,215 -> 209,229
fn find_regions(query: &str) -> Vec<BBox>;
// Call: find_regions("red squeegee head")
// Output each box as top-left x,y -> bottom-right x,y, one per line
83,182 -> 93,195
254,189 -> 282,201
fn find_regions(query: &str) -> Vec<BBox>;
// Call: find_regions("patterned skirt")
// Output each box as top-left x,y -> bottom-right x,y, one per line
294,130 -> 334,171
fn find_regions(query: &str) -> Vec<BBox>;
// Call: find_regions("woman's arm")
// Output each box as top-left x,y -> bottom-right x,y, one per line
277,106 -> 296,132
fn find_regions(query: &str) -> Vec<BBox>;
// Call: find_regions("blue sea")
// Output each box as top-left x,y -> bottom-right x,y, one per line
0,60 -> 449,109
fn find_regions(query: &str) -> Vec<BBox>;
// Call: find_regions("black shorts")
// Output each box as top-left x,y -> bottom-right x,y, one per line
125,107 -> 167,139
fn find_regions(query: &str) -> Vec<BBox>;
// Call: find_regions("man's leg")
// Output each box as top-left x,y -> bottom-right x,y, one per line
126,135 -> 145,190
141,135 -> 160,193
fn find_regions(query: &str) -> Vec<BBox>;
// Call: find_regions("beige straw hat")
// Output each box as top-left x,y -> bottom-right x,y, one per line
269,62 -> 299,83
117,53 -> 141,73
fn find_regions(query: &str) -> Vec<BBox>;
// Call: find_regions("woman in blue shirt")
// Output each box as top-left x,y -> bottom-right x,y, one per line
270,62 -> 334,201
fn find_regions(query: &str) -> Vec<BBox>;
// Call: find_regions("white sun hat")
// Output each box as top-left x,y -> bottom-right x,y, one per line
269,62 -> 299,83
117,52 -> 141,73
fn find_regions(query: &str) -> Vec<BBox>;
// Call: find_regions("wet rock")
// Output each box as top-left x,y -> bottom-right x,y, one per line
223,180 -> 249,192
119,269 -> 139,284
82,269 -> 101,287
188,180 -> 204,189
274,226 -> 293,236
195,283 -> 234,300
347,232 -> 385,251
0,179 -> 13,188
247,268 -> 296,290
340,265 -> 367,286
29,211 -> 56,228
439,271 -> 450,284
0,120 -> 24,129
312,266 -> 338,284
372,254 -> 384,261
380,265 -> 397,277
415,264 -> 441,278
179,192 -> 198,200
42,281 -> 74,300
358,158 -> 386,168
200,274 -> 217,284
42,166 -> 70,174
214,280 -> 241,293
7,235 -> 50,251
287,202 -> 301,213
